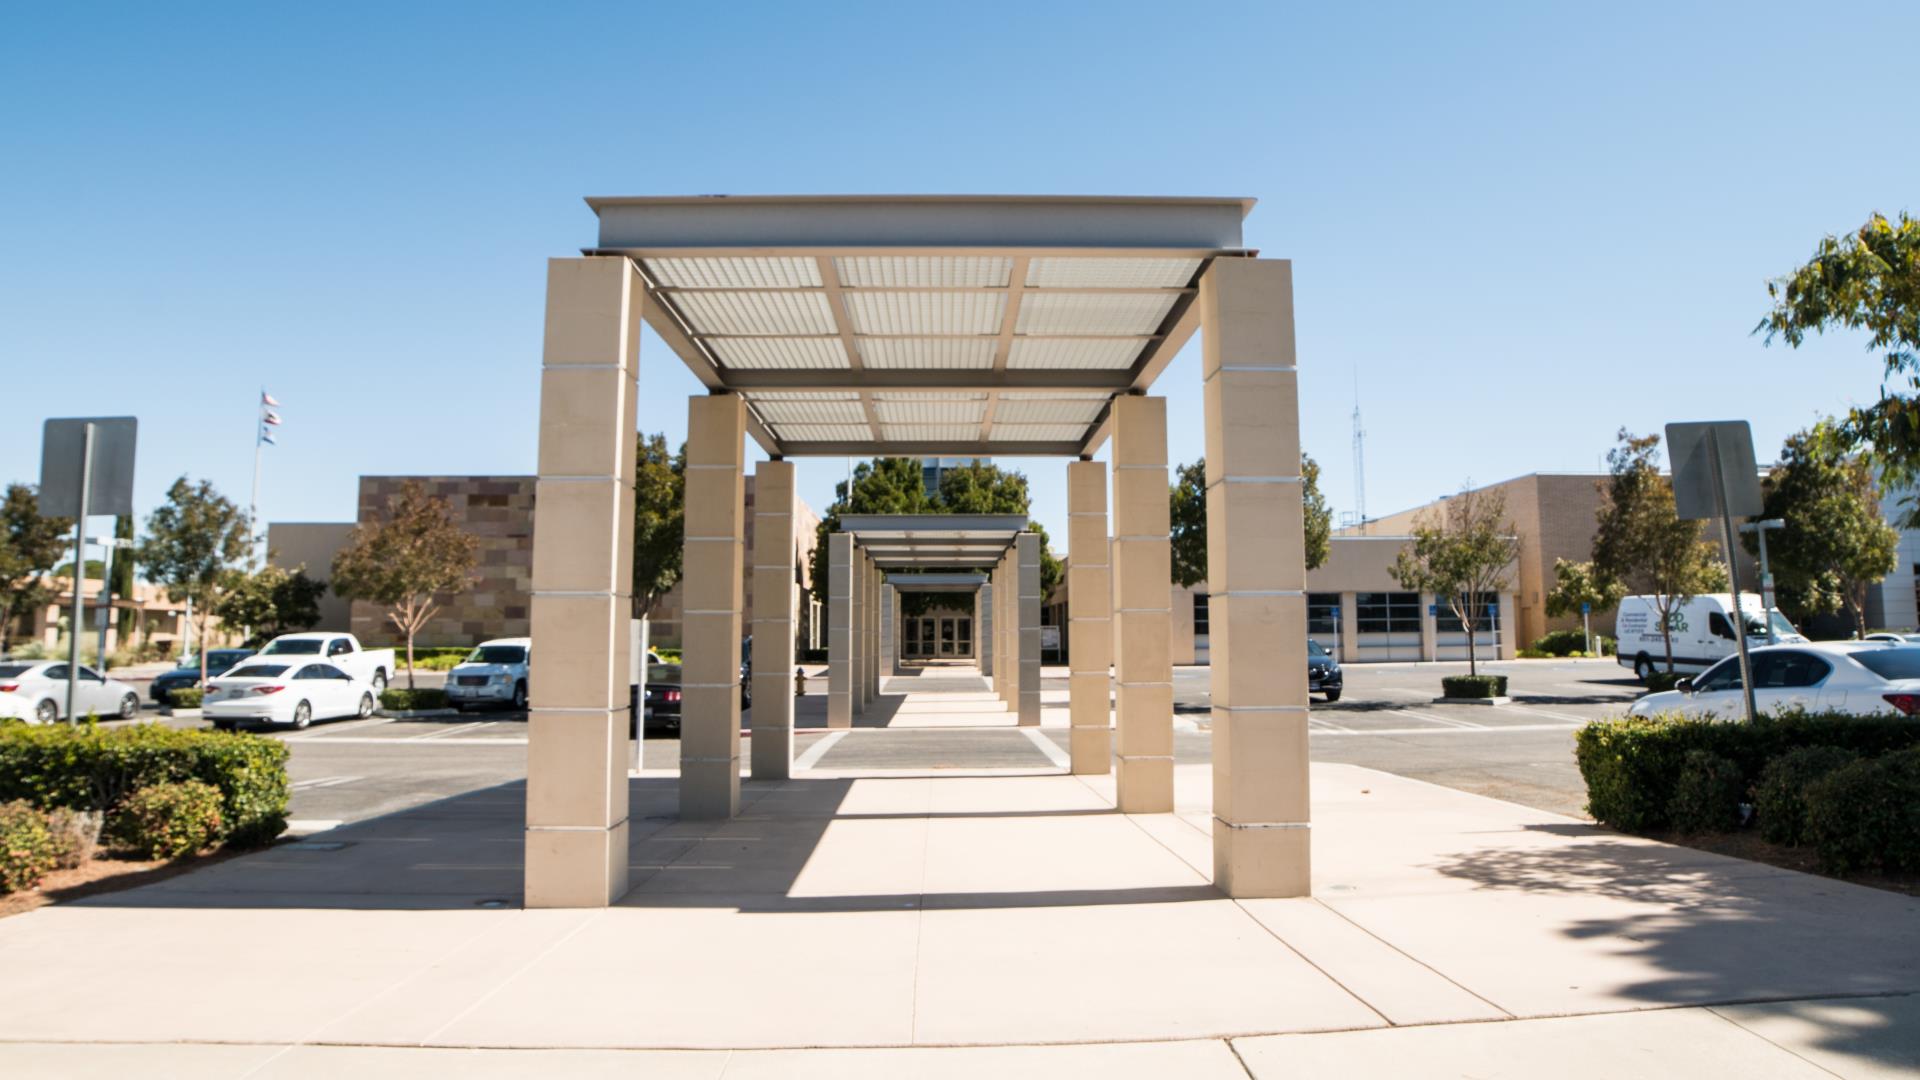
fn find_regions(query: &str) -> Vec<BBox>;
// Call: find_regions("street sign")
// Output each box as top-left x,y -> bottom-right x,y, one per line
1665,420 -> 1760,723
1580,602 -> 1591,615
1666,420 -> 1761,521
38,417 -> 138,517
1428,604 -> 1439,616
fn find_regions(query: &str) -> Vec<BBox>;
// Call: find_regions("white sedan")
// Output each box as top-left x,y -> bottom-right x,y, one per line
0,661 -> 143,724
1628,641 -> 1920,720
203,659 -> 377,731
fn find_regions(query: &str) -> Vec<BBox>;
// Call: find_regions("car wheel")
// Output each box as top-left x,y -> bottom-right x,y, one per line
512,681 -> 527,711
119,693 -> 139,720
1322,689 -> 1341,703
293,700 -> 312,730
371,670 -> 388,692
35,699 -> 57,725
358,692 -> 375,719
1633,654 -> 1655,682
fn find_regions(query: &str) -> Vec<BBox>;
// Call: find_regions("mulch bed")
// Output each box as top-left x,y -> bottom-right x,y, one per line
0,848 -> 243,920
1654,829 -> 1920,898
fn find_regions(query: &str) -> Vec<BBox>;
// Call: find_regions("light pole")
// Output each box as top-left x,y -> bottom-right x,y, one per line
1740,518 -> 1786,644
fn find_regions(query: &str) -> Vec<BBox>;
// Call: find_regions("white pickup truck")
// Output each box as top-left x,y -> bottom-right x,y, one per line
256,632 -> 394,691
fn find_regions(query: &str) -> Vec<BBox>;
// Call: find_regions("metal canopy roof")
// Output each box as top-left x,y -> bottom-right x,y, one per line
583,195 -> 1255,458
882,572 -> 988,593
838,513 -> 1027,569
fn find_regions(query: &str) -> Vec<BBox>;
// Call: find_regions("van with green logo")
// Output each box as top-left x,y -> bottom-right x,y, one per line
1614,593 -> 1803,682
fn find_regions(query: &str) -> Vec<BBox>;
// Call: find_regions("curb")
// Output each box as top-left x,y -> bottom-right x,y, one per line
377,708 -> 462,719
164,707 -> 204,718
1431,696 -> 1513,706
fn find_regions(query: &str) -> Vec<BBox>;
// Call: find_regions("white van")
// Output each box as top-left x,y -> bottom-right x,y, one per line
1615,593 -> 1803,681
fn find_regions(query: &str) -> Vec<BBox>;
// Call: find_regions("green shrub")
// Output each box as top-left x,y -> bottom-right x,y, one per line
0,800 -> 57,893
169,688 -> 204,709
1440,675 -> 1507,698
1532,630 -> 1590,657
1756,746 -> 1859,845
1643,671 -> 1687,693
1804,749 -> 1920,873
0,722 -> 288,849
1516,648 -> 1551,659
379,688 -> 448,711
1575,712 -> 1920,834
110,780 -> 224,859
1668,750 -> 1744,833
1595,635 -> 1616,656
411,654 -> 466,671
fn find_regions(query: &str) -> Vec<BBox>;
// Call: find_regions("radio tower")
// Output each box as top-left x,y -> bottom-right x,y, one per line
1350,373 -> 1368,533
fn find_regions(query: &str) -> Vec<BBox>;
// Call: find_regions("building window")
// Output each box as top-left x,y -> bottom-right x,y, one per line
1434,593 -> 1501,633
1355,592 -> 1421,634
1307,593 -> 1341,635
1192,592 -> 1210,637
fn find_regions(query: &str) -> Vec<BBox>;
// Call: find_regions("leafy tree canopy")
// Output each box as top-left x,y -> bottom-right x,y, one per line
1759,212 -> 1920,520
634,433 -> 686,618
1543,558 -> 1626,620
329,481 -> 478,687
1743,420 -> 1898,636
0,483 -> 72,653
1388,485 -> 1519,677
1589,431 -> 1727,672
138,477 -> 252,683
216,564 -> 328,645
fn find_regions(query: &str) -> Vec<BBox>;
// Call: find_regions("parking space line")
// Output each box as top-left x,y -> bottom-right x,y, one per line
288,736 -> 529,746
793,729 -> 850,770
408,722 -> 491,741
1308,717 -> 1356,734
284,717 -> 394,741
1389,709 -> 1486,730
1019,727 -> 1072,769
1504,703 -> 1598,723
291,775 -> 361,791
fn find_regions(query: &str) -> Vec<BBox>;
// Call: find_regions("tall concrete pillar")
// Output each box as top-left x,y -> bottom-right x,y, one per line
1112,395 -> 1173,813
749,460 -> 796,780
1067,461 -> 1112,773
1016,532 -> 1042,727
851,547 -> 866,716
974,587 -> 987,671
880,582 -> 896,679
866,561 -> 880,699
827,533 -> 852,729
1339,592 -> 1360,664
1200,257 -> 1309,898
526,256 -> 638,908
996,552 -> 1013,707
680,395 -> 746,820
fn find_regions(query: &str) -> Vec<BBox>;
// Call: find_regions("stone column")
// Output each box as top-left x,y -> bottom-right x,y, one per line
749,460 -> 796,780
880,582 -> 896,678
1112,395 -> 1174,813
997,552 -> 1014,708
1016,532 -> 1042,727
851,547 -> 867,716
866,561 -> 880,700
827,533 -> 852,729
680,395 -> 746,820
526,256 -> 638,908
1200,257 -> 1309,898
1067,461 -> 1112,773
1339,592 -> 1360,664
974,587 -> 987,671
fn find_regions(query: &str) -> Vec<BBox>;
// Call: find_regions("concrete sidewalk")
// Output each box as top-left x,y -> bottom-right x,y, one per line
2,700 -> 1917,1075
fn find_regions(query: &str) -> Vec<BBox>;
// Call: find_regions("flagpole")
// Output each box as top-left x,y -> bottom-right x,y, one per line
250,389 -> 264,566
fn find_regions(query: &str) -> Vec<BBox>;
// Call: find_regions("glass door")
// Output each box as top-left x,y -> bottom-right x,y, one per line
939,618 -> 958,656
955,617 -> 972,658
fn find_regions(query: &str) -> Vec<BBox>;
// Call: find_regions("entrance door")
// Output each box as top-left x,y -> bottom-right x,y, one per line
939,617 -> 958,656
955,617 -> 972,658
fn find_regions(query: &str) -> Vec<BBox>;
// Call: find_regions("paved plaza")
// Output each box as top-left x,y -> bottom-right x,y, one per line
4,669 -> 1917,1077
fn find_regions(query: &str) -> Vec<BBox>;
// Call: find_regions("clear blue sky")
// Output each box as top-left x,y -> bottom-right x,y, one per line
4,2 -> 1916,549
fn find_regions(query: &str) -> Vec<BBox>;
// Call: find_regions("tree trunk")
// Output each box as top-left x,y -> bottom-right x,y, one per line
1658,600 -> 1675,673
198,608 -> 213,686
406,630 -> 417,691
0,599 -> 12,655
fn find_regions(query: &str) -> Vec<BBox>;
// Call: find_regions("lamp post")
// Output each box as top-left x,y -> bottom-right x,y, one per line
1740,518 -> 1786,644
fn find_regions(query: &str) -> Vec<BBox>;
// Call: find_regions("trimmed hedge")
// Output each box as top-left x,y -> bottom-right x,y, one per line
380,688 -> 448,711
1575,712 -> 1920,834
0,800 -> 56,893
1755,746 -> 1859,846
1804,749 -> 1920,874
111,780 -> 225,859
1441,675 -> 1508,699
1669,750 -> 1743,833
169,688 -> 203,709
0,722 -> 289,849
1532,630 -> 1588,657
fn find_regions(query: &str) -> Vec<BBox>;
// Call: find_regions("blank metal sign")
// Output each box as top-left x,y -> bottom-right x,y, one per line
38,417 -> 138,517
1666,420 -> 1762,521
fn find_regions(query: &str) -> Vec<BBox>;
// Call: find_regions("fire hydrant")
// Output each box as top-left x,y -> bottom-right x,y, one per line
794,667 -> 806,697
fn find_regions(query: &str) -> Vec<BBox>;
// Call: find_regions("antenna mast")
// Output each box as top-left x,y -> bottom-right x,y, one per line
1350,372 -> 1368,533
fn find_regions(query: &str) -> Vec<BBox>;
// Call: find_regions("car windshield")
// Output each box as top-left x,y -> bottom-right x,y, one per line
1746,611 -> 1798,637
648,663 -> 681,684
0,664 -> 30,678
466,645 -> 527,665
1307,640 -> 1329,657
1851,648 -> 1920,682
206,651 -> 251,671
223,664 -> 290,679
260,639 -> 321,655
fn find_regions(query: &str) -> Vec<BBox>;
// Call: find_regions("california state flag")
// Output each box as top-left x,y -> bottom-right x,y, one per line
262,391 -> 281,407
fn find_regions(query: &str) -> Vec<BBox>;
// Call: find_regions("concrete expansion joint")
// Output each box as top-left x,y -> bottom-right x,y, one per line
1208,363 -> 1298,374
1118,754 -> 1174,761
1068,616 -> 1111,623
1117,681 -> 1173,688
1206,476 -> 1303,487
526,820 -> 628,833
1068,511 -> 1108,517
1214,818 -> 1311,830
680,755 -> 740,765
1115,607 -> 1171,614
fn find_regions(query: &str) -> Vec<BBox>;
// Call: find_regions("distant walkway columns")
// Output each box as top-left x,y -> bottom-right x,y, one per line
749,459 -> 796,780
1113,395 -> 1173,812
525,256 -> 639,908
1067,460 -> 1112,773
827,533 -> 853,728
1201,257 -> 1309,898
1015,532 -> 1042,727
680,394 -> 746,820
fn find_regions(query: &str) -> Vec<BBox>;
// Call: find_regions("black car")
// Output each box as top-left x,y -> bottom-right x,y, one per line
149,649 -> 256,704
1308,639 -> 1343,702
640,662 -> 682,734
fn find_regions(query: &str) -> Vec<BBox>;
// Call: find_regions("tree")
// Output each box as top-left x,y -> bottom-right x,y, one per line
0,483 -> 71,655
1388,486 -> 1520,677
215,564 -> 327,645
1758,212 -> 1920,521
139,477 -> 251,686
329,481 -> 479,688
633,434 -> 686,619
1589,431 -> 1728,672
111,514 -> 136,641
1743,421 -> 1898,637
1168,453 -> 1332,588
1544,559 -> 1627,621
808,458 -> 941,610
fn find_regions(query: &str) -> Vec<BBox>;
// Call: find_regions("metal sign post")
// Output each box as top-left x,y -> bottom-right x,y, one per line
39,417 -> 138,723
1581,601 -> 1592,656
1667,421 -> 1764,724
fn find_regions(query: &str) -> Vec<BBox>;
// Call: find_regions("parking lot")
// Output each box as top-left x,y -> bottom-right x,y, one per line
96,656 -> 1639,830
